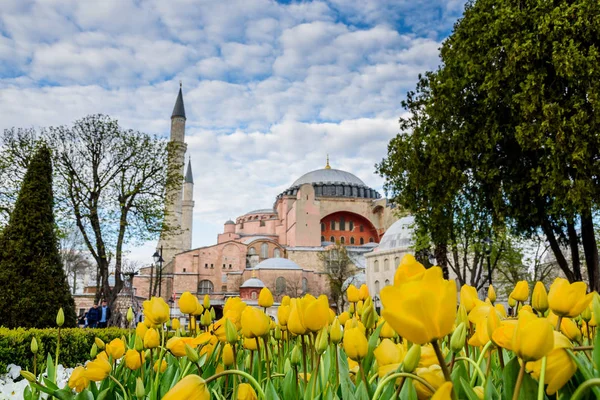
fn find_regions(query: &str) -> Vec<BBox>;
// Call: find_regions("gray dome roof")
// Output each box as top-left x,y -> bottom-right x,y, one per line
225,220 -> 235,225
251,258 -> 301,270
240,278 -> 265,288
244,208 -> 276,216
377,216 -> 415,251
292,168 -> 366,187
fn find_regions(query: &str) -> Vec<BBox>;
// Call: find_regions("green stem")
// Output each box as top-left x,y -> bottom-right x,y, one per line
393,377 -> 405,400
469,340 -> 493,386
301,336 -> 308,377
263,336 -> 271,381
555,316 -> 562,332
457,357 -> 486,386
311,353 -> 321,399
372,372 -> 436,400
571,378 -> 600,400
255,337 -> 263,384
512,361 -> 526,400
54,327 -> 60,383
205,370 -> 267,400
432,339 -> 456,400
537,356 -> 547,400
109,374 -> 129,400
334,343 -> 340,389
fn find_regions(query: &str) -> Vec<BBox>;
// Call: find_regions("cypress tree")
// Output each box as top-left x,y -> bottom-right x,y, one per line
0,145 -> 76,328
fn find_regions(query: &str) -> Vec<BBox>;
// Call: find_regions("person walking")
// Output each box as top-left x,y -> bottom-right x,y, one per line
87,303 -> 100,328
98,300 -> 112,328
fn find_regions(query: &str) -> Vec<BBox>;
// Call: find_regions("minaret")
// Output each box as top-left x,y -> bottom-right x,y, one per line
181,158 -> 195,251
158,84 -> 188,264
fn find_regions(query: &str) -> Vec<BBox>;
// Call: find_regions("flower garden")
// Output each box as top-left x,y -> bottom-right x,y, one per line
6,254 -> 600,399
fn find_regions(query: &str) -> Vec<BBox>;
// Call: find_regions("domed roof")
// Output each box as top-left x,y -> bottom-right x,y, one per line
225,219 -> 235,225
251,258 -> 301,270
377,216 -> 415,251
342,272 -> 366,291
292,168 -> 366,187
244,208 -> 276,216
240,278 -> 265,288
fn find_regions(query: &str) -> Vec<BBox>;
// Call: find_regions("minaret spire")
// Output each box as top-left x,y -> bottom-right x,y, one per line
185,157 -> 194,184
171,83 -> 186,120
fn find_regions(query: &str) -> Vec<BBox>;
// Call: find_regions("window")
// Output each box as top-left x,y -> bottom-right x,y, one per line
210,264 -> 214,269
369,237 -> 374,243
385,279 -> 390,286
349,221 -> 354,231
321,223 -> 325,232
198,280 -> 214,294
222,285 -> 227,291
276,277 -> 286,294
251,292 -> 257,300
340,217 -> 345,231
394,257 -> 400,268
261,243 -> 269,259
248,247 -> 256,255
330,220 -> 335,230
260,220 -> 265,227
374,260 -> 379,272
330,236 -> 335,242
375,280 -> 380,293
183,268 -> 186,272
321,236 -> 325,242
205,263 -> 208,269
223,264 -> 226,269
302,277 -> 309,293
340,236 -> 345,244
360,225 -> 364,232
350,237 -> 355,245
274,248 -> 281,258
383,259 -> 389,271
229,264 -> 232,269
360,238 -> 364,245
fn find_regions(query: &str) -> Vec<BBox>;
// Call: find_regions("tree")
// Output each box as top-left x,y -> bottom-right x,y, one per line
379,0 -> 600,290
318,242 -> 357,313
0,145 -> 77,328
59,227 -> 94,294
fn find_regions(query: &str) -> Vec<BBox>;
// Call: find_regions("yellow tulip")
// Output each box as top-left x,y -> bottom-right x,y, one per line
241,306 -> 270,338
394,254 -> 426,286
105,338 -> 125,359
511,280 -> 530,302
330,317 -> 343,344
166,335 -> 210,357
305,295 -> 330,332
512,310 -> 554,362
460,285 -> 479,312
83,357 -> 111,381
136,322 -> 148,339
343,327 -> 368,361
237,383 -> 258,400
532,282 -> 549,313
508,296 -> 517,308
172,318 -> 180,330
68,366 -> 89,393
488,285 -> 496,303
154,359 -> 167,373
495,303 -> 507,318
144,328 -> 160,349
281,295 -> 290,306
418,344 -> 446,368
347,284 -> 360,303
162,374 -> 209,400
179,292 -> 198,314
278,305 -> 290,326
243,337 -> 258,350
374,338 -> 404,377
468,319 -> 490,347
491,320 -> 517,350
414,365 -> 445,400
288,298 -> 308,335
473,386 -> 484,400
223,343 -> 235,367
358,284 -> 369,301
379,319 -> 396,339
548,278 -> 593,317
381,267 -> 456,345
526,332 -> 576,395
431,382 -> 454,400
258,287 -> 274,308
339,311 -> 350,325
125,349 -> 144,370
143,297 -> 170,325
203,294 -> 210,309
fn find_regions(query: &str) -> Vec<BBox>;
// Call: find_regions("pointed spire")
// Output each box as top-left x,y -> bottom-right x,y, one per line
325,154 -> 331,169
185,157 -> 194,184
171,83 -> 186,119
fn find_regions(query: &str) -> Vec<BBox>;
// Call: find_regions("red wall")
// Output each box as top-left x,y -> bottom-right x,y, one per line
320,211 -> 380,245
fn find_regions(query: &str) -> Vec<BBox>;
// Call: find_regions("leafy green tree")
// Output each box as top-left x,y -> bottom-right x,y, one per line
0,145 -> 77,328
319,242 -> 356,313
379,0 -> 600,290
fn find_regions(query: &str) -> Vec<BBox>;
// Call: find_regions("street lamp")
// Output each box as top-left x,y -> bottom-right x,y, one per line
152,246 -> 164,297
483,236 -> 492,287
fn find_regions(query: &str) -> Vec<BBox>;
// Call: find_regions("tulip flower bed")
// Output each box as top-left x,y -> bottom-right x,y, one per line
13,255 -> 600,399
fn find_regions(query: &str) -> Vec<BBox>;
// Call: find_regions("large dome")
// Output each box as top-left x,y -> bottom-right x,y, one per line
377,216 -> 415,251
292,168 -> 366,187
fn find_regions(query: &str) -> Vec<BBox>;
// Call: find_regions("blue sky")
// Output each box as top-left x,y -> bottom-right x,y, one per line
0,0 -> 466,264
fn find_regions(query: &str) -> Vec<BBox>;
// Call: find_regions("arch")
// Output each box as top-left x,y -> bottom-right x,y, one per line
302,277 -> 309,293
276,277 -> 286,294
350,237 -> 355,245
394,257 -> 400,268
375,280 -> 380,293
260,243 -> 269,258
321,222 -> 325,232
340,236 -> 345,244
320,211 -> 380,245
385,279 -> 390,286
369,237 -> 374,243
374,260 -> 379,273
198,280 -> 214,294
383,258 -> 389,271
330,236 -> 335,242
274,248 -> 281,258
321,235 -> 325,242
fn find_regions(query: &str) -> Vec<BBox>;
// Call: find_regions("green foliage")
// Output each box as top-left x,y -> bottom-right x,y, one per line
0,327 -> 128,374
0,145 -> 77,328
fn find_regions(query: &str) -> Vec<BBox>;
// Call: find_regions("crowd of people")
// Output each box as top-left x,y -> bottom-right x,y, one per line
77,300 -> 112,328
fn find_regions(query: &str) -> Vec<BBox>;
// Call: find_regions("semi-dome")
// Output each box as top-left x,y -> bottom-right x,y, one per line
251,258 -> 301,270
240,277 -> 265,288
377,216 -> 415,251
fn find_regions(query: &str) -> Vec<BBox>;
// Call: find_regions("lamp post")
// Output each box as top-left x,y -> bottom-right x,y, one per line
483,236 -> 493,287
152,246 -> 164,298
372,295 -> 380,314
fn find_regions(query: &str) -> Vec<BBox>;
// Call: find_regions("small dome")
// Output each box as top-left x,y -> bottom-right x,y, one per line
377,216 -> 415,251
240,278 -> 265,288
225,220 -> 235,225
292,168 -> 366,187
244,208 -> 276,216
251,258 -> 301,270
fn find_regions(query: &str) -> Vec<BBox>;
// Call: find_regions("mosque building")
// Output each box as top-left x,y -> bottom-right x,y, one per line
128,87 -> 400,317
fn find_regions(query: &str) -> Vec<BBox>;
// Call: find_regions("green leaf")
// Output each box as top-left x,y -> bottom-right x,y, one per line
266,380 -> 281,400
159,363 -> 178,397
451,359 -> 468,399
593,324 -> 600,376
502,356 -> 537,400
52,388 -> 75,400
282,369 -> 297,400
399,378 -> 417,400
74,389 -> 94,400
484,375 -> 500,400
460,377 -> 481,400
568,350 -> 600,398
96,388 -> 111,400
46,353 -> 55,383
43,377 -> 59,392
362,323 -> 384,376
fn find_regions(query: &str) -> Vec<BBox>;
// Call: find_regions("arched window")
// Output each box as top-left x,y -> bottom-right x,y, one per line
302,278 -> 309,293
374,260 -> 379,272
385,279 -> 390,286
248,247 -> 256,255
276,277 -> 286,294
394,257 -> 400,268
360,238 -> 364,245
350,237 -> 355,244
349,221 -> 354,231
369,237 -> 374,243
375,280 -> 380,293
274,248 -> 281,258
321,236 -> 325,242
321,223 -> 325,232
330,236 -> 335,242
198,280 -> 214,294
340,236 -> 345,244
260,243 -> 269,258
330,220 -> 335,230
383,259 -> 389,271
251,292 -> 257,300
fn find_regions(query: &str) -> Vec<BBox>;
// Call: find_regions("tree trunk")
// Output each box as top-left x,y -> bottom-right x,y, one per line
566,219 -> 582,281
542,219 -> 575,282
434,243 -> 449,279
580,210 -> 599,292
72,270 -> 77,295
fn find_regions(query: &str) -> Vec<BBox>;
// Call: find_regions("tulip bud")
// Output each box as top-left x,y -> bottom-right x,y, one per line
203,295 -> 210,309
456,304 -> 468,327
316,328 -> 329,355
291,344 -> 302,366
135,335 -> 144,352
185,344 -> 199,363
284,358 -> 291,374
582,306 -> 592,323
258,287 -> 274,308
358,284 -> 369,301
127,307 -> 134,323
21,370 -> 36,383
274,325 -> 282,340
330,317 -> 342,344
403,344 -> 421,373
30,337 -> 38,354
349,303 -> 355,315
172,318 -> 180,330
210,307 -> 216,320
488,285 -> 496,303
356,300 -> 364,316
508,296 -> 517,307
95,337 -> 105,350
244,354 -> 251,370
532,282 -> 549,314
223,343 -> 234,367
201,310 -> 212,327
361,304 -> 376,330
225,318 -> 238,344
135,377 -> 145,399
56,308 -> 65,327
90,343 -> 98,359
450,323 -> 467,353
